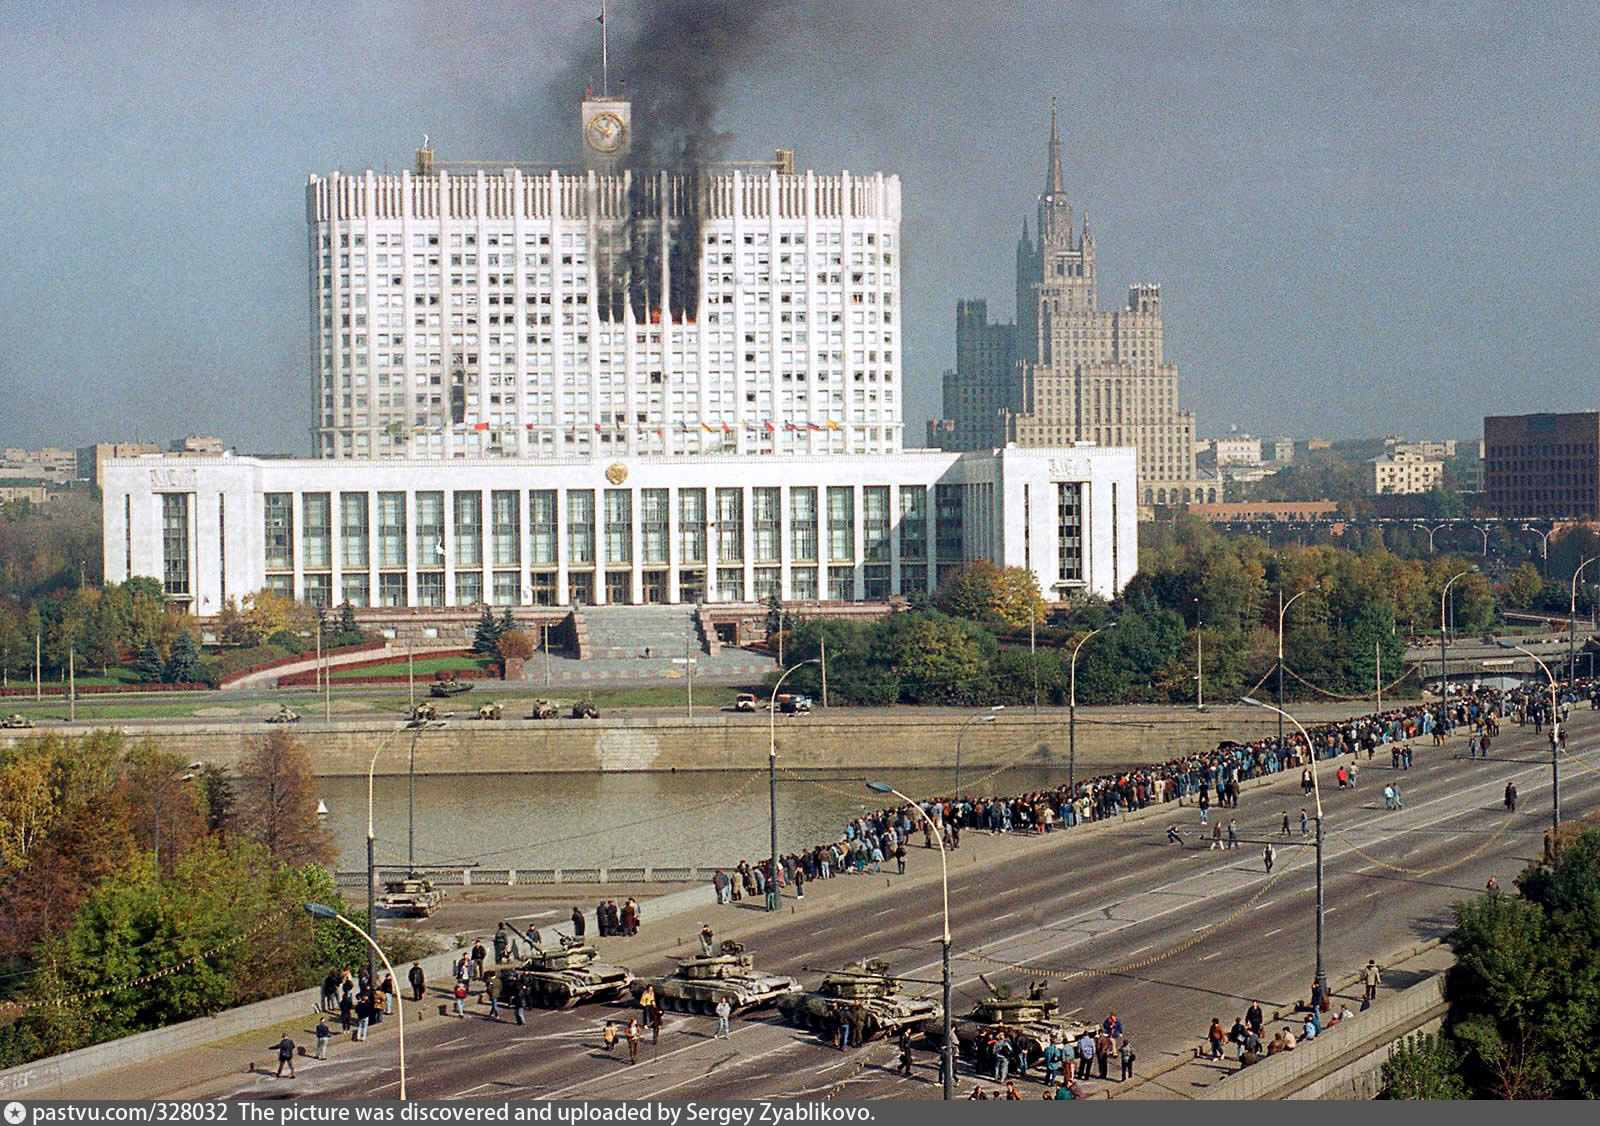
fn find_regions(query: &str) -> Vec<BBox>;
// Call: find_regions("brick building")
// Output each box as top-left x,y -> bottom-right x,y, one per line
1484,411 -> 1600,518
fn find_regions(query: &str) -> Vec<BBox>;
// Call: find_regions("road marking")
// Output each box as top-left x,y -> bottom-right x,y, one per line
1253,900 -> 1273,910
1199,950 -> 1226,961
995,911 -> 1020,921
1261,927 -> 1282,937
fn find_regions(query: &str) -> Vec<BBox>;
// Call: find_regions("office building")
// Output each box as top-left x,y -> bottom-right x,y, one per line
1484,412 -> 1600,518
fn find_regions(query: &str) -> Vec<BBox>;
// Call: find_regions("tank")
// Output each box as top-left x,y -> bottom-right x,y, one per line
571,700 -> 599,718
923,978 -> 1095,1064
475,701 -> 503,720
2,713 -> 36,729
265,706 -> 299,724
526,699 -> 559,719
629,940 -> 798,1014
407,701 -> 442,723
777,958 -> 941,1042
375,877 -> 444,917
430,677 -> 473,697
493,932 -> 634,1009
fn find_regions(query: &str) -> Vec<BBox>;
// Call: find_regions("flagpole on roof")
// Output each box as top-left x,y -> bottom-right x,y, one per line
600,0 -> 609,98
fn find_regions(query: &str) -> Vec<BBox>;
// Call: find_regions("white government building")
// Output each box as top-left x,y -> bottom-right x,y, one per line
102,446 -> 1135,613
103,89 -> 1138,614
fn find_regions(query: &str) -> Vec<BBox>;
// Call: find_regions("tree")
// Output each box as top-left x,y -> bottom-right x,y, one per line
134,638 -> 164,684
496,629 -> 534,662
1384,1032 -> 1468,1099
933,561 -> 1047,630
497,607 -> 517,636
0,744 -> 57,870
165,631 -> 199,684
471,606 -> 501,656
228,729 -> 335,867
241,589 -> 313,648
1501,563 -> 1544,611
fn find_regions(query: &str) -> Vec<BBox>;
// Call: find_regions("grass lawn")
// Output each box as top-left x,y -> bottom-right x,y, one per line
330,654 -> 497,680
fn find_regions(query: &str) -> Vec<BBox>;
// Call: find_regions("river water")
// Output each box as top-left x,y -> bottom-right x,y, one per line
317,761 -> 1144,874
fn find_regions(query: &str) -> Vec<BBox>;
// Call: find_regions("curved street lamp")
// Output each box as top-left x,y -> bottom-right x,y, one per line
954,706 -> 1003,798
364,719 -> 447,986
304,903 -> 406,1100
1069,624 -> 1116,796
767,659 -> 820,911
1439,567 -> 1478,701
1276,587 -> 1320,762
1496,639 -> 1562,837
1569,555 -> 1598,685
866,781 -> 952,1100
1242,697 -> 1326,1003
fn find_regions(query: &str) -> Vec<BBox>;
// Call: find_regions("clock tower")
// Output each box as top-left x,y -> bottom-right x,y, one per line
582,95 -> 631,162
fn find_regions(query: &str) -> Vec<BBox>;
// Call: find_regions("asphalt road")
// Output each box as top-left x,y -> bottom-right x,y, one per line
203,706 -> 1600,1101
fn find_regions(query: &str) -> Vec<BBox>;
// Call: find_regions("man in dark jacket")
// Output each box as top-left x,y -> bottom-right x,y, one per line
571,906 -> 586,937
408,961 -> 425,1001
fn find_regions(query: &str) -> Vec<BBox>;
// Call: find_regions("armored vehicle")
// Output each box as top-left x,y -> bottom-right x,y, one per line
1,713 -> 35,729
493,929 -> 633,1009
407,701 -> 446,723
777,958 -> 940,1042
629,940 -> 797,1014
375,876 -> 444,917
429,676 -> 473,698
570,700 -> 600,719
525,699 -> 559,720
265,705 -> 299,724
475,701 -> 503,720
923,978 -> 1094,1064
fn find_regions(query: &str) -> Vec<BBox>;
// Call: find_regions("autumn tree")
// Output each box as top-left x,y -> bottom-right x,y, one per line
934,561 -> 1047,630
228,729 -> 334,866
496,628 -> 534,662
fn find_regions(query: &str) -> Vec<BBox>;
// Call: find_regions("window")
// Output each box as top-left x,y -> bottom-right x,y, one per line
827,565 -> 856,601
342,573 -> 370,607
415,492 -> 444,567
568,569 -> 595,606
717,566 -> 745,602
863,563 -> 890,600
862,486 -> 890,562
752,487 -> 780,562
378,571 -> 407,607
935,484 -> 964,561
453,492 -> 482,567
604,489 -> 633,564
162,494 -> 191,596
377,492 -> 406,567
679,489 -> 707,563
791,565 -> 818,601
302,493 -> 331,570
754,566 -> 781,602
493,571 -> 520,605
568,490 -> 595,564
303,573 -> 332,608
898,563 -> 927,597
264,493 -> 293,571
827,486 -> 854,562
790,487 -> 817,561
529,570 -> 558,606
417,571 -> 445,606
341,493 -> 369,569
1057,482 -> 1083,582
529,490 -> 557,565
899,485 -> 927,560
491,491 -> 520,566
716,488 -> 743,562
641,489 -> 669,564
456,570 -> 483,605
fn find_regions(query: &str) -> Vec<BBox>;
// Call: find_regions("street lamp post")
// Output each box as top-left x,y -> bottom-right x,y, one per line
304,904 -> 406,1100
1277,587 -> 1320,763
151,763 -> 202,868
1242,697 -> 1326,1002
1439,567 -> 1478,701
954,706 -> 1003,798
767,659 -> 819,911
367,720 -> 445,987
1523,526 -> 1550,576
1069,624 -> 1115,797
866,781 -> 952,1100
1497,640 -> 1562,837
1569,556 -> 1597,686
1413,522 -> 1448,554
1470,525 -> 1490,557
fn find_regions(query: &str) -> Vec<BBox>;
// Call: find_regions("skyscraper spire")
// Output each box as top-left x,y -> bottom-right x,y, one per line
1046,97 -> 1064,194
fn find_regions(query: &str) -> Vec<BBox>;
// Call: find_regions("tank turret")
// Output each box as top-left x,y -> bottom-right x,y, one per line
629,941 -> 797,1014
778,959 -> 939,1042
493,931 -> 633,1009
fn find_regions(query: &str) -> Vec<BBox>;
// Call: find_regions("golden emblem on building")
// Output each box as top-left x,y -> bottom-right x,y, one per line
605,462 -> 628,485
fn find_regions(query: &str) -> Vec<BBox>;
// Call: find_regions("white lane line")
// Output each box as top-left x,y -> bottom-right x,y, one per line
1253,900 -> 1274,910
1199,950 -> 1226,961
1261,927 -> 1283,937
1126,942 -> 1155,956
995,911 -> 1020,922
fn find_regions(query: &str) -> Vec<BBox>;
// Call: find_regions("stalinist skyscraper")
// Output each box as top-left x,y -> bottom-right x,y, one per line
934,106 -> 1197,506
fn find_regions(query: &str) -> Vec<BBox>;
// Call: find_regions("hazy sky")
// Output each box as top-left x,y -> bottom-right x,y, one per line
3,1 -> 1596,454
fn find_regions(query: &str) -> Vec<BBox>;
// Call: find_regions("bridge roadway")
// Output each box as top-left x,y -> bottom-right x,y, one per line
199,708 -> 1599,1101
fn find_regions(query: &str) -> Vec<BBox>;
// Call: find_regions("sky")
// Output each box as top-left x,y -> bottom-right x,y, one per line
2,1 -> 1597,454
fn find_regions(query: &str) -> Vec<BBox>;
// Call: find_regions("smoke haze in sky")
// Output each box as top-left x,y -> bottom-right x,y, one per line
1,1 -> 1596,452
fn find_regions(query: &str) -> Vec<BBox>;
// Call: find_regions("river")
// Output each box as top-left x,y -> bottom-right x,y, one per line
317,760 -> 1145,873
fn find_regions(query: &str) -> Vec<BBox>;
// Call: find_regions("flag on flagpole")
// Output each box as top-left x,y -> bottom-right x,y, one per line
764,420 -> 775,432
721,423 -> 732,434
826,419 -> 841,430
701,421 -> 714,432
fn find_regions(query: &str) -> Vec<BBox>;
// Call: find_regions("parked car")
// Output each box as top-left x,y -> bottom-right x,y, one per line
780,694 -> 814,714
734,693 -> 759,712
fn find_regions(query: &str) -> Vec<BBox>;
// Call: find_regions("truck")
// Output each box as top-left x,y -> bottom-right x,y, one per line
780,694 -> 814,714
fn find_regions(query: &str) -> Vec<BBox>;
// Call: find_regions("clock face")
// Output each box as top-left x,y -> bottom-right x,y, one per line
586,111 -> 626,154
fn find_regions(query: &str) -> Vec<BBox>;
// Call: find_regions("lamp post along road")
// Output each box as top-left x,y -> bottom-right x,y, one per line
305,904 -> 406,1100
1277,587 -> 1320,763
1440,567 -> 1478,701
866,781 -> 952,1100
767,659 -> 819,911
367,720 -> 444,986
1569,556 -> 1597,686
1069,624 -> 1115,797
954,707 -> 1002,798
1243,697 -> 1326,1000
1497,640 -> 1562,836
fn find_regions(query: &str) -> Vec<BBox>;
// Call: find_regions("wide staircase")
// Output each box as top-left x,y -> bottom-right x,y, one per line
580,604 -> 702,661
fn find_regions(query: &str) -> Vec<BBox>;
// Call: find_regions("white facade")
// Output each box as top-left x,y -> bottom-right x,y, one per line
103,446 -> 1136,613
308,164 -> 903,461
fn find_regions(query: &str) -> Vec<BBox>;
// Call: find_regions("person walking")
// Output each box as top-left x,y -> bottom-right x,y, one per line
273,1032 -> 297,1078
314,1018 -> 331,1061
626,1017 -> 641,1065
1210,821 -> 1223,850
1362,960 -> 1381,1002
897,1030 -> 915,1077
355,990 -> 373,1041
647,1001 -> 662,1046
571,906 -> 586,938
1393,780 -> 1403,809
1383,783 -> 1395,810
452,980 -> 468,1018
1504,781 -> 1517,812
1076,1031 -> 1095,1079
470,938 -> 487,981
1300,808 -> 1309,836
603,1020 -> 619,1054
1226,819 -> 1239,849
408,961 -> 425,1002
1263,842 -> 1275,873
1166,825 -> 1185,846
714,995 -> 732,1039
1280,811 -> 1291,837
1118,1038 -> 1135,1081
1207,1018 -> 1225,1060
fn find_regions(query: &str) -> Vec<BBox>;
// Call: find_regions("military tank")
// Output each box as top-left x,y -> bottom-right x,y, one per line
777,958 -> 940,1042
923,978 -> 1095,1064
629,940 -> 798,1015
429,676 -> 473,698
492,927 -> 633,1009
